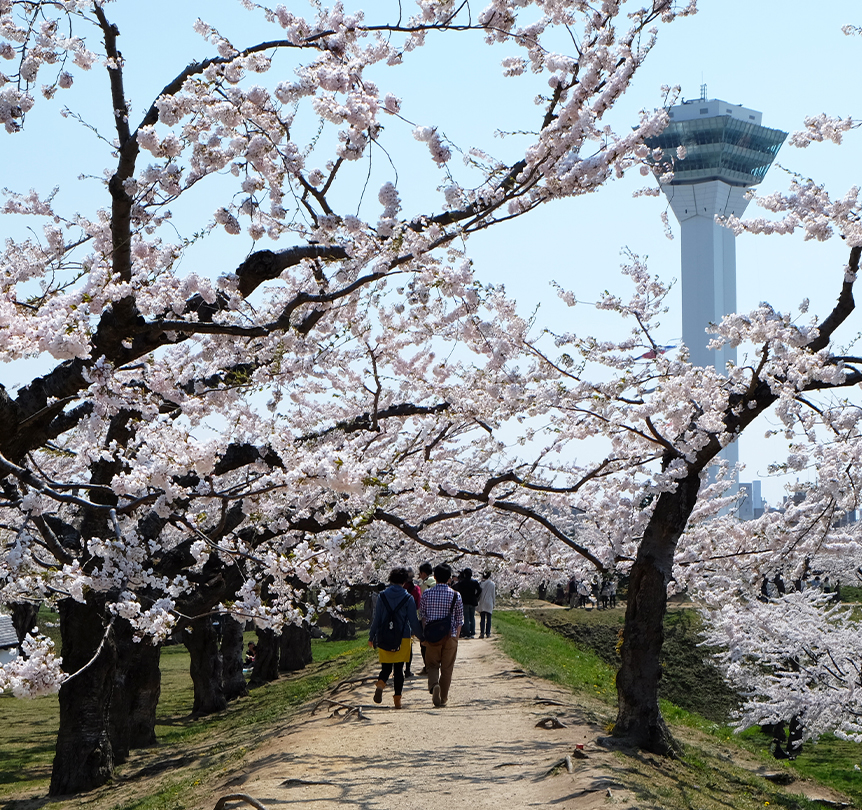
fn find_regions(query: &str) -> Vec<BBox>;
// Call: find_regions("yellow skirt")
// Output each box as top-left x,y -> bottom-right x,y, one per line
378,638 -> 412,663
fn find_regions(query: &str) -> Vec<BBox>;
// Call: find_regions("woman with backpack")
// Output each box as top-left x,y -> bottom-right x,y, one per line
368,567 -> 421,708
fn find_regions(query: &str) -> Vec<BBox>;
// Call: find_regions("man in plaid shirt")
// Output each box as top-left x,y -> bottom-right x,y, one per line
419,563 -> 464,707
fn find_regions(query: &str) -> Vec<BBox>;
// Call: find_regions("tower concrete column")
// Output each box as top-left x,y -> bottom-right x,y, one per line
646,95 -> 787,481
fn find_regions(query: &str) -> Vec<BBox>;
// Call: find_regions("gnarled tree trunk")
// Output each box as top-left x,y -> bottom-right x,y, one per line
110,618 -> 161,762
279,622 -> 312,672
183,616 -> 227,716
10,601 -> 40,644
50,595 -> 117,796
613,473 -> 699,755
249,628 -> 279,687
221,615 -> 249,701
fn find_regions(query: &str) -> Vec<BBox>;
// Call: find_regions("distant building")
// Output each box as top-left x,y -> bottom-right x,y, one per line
738,481 -> 764,521
646,88 -> 786,484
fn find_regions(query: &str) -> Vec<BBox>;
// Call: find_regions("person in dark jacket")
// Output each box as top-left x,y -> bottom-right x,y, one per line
453,568 -> 481,639
368,567 -> 421,708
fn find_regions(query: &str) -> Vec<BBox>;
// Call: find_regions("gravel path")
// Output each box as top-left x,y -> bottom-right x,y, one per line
210,636 -> 640,809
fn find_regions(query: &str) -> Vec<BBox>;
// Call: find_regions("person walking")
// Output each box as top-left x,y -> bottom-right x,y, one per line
418,562 -> 436,592
403,567 -> 422,678
600,579 -> 610,610
454,568 -> 480,638
419,563 -> 463,708
577,579 -> 591,609
477,571 -> 496,638
368,567 -> 421,709
417,562 -> 435,674
566,575 -> 578,609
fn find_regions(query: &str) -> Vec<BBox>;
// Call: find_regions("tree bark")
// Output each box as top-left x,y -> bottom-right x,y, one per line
221,615 -> 249,701
613,473 -> 700,755
329,617 -> 356,640
109,618 -> 161,762
279,623 -> 312,672
10,601 -> 40,644
50,596 -> 117,796
249,628 -> 279,687
183,616 -> 227,716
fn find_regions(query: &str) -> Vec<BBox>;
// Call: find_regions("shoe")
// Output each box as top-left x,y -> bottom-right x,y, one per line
404,671 -> 414,678
432,684 -> 442,707
393,695 -> 402,709
479,634 -> 485,639
373,679 -> 385,704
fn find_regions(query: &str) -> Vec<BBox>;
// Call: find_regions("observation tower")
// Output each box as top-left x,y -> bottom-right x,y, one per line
645,89 -> 786,475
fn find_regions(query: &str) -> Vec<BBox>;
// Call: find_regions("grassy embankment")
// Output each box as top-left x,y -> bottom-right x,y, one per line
0,630 -> 374,810
494,607 -> 862,809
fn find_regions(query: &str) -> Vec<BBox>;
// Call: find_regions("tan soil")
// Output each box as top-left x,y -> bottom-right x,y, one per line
202,636 -> 640,810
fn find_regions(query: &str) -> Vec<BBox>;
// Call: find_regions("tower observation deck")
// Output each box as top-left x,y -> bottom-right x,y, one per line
645,94 -> 786,478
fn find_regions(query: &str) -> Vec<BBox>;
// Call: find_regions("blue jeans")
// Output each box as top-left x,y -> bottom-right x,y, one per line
463,604 -> 476,637
480,611 -> 492,636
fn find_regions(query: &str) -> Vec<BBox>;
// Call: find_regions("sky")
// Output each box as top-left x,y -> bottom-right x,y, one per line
2,0 -> 861,505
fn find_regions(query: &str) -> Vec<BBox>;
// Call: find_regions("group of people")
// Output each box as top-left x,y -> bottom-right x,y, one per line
367,563 -> 496,709
564,576 -> 617,610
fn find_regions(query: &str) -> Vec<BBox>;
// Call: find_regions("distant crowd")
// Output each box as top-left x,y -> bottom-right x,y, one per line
540,575 -> 618,610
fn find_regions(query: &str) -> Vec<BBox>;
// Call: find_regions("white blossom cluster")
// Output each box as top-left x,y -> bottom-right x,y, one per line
2,0 -> 862,744
0,634 -> 67,698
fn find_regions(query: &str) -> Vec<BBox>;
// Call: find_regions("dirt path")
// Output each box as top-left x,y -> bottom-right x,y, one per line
206,636 -> 641,810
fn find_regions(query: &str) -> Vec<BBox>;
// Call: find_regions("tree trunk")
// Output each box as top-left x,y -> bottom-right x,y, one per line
613,473 -> 700,755
329,617 -> 355,640
183,616 -> 227,716
221,615 -> 249,701
279,623 -> 312,672
249,628 -> 279,687
50,596 -> 117,796
110,618 -> 161,762
10,601 -> 40,644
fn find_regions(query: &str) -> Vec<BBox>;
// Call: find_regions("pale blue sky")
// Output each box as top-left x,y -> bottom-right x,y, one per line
2,0 -> 860,503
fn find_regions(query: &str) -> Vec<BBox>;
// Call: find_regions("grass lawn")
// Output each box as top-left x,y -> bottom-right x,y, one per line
0,631 -> 375,809
494,608 -> 862,809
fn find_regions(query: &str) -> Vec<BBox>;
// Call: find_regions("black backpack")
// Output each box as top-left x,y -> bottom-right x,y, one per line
375,591 -> 411,652
423,593 -> 458,643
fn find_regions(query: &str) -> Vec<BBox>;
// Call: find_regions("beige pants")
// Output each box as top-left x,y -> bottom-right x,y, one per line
424,635 -> 458,703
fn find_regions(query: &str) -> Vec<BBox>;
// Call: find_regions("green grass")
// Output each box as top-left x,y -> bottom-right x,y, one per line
495,608 -> 862,808
0,632 -> 374,808
839,584 -> 862,603
493,610 -> 617,701
0,690 -> 60,796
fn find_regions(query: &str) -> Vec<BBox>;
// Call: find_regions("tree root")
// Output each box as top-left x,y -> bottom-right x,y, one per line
329,676 -> 378,694
311,696 -> 356,715
534,696 -> 565,706
330,705 -> 370,721
535,716 -> 567,729
212,794 -> 268,810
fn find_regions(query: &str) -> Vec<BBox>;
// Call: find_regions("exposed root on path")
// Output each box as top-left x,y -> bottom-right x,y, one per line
493,668 -> 528,678
330,705 -> 370,721
534,696 -> 566,706
311,696 -> 357,714
329,676 -> 378,694
535,716 -> 567,729
212,794 -> 268,810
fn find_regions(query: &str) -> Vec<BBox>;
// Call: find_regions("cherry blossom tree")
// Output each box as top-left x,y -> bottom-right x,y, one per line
0,0 -> 699,794
345,238 -> 862,754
